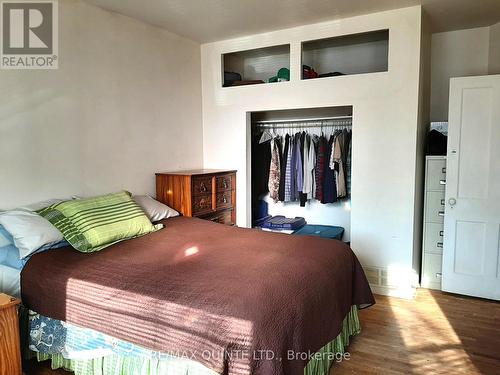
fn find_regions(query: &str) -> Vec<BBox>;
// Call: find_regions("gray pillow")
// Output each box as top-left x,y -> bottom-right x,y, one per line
133,195 -> 179,222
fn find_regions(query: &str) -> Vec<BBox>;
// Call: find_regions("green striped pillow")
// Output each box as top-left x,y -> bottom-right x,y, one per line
38,191 -> 162,253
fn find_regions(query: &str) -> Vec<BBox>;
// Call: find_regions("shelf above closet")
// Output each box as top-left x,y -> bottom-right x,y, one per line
222,44 -> 290,87
301,29 -> 389,80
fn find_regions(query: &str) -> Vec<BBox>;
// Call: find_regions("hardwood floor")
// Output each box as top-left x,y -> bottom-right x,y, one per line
332,289 -> 500,375
26,289 -> 500,375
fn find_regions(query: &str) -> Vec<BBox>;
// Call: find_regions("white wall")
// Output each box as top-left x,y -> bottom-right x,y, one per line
201,6 -> 425,293
0,0 -> 203,209
489,23 -> 500,75
430,27 -> 490,121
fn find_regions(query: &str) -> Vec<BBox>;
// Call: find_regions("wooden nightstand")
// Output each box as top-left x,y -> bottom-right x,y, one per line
156,169 -> 236,225
0,293 -> 22,375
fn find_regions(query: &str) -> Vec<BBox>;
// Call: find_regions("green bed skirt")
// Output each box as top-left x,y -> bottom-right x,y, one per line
34,306 -> 360,375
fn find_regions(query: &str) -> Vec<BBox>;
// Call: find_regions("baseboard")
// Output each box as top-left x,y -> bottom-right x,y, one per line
370,283 -> 417,300
364,265 -> 418,300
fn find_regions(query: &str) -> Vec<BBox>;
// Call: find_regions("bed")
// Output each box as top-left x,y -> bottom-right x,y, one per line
21,216 -> 374,375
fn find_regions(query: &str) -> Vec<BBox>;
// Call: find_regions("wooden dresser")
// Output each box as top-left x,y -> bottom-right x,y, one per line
156,169 -> 236,225
0,293 -> 22,375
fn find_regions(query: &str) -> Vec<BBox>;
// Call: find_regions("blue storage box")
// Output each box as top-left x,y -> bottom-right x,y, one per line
293,225 -> 344,240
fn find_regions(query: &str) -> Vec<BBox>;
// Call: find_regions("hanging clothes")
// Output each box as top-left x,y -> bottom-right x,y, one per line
278,135 -> 288,202
268,138 -> 281,203
346,131 -> 352,198
284,134 -> 293,202
256,121 -> 352,206
303,134 -> 316,200
322,134 -> 337,203
288,135 -> 296,202
315,135 -> 327,202
294,132 -> 303,199
333,131 -> 347,198
252,131 -> 272,222
252,131 -> 271,197
310,135 -> 318,199
298,132 -> 308,207
343,130 -> 351,195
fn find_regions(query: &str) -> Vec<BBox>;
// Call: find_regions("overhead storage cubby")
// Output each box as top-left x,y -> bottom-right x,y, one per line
222,44 -> 290,87
301,29 -> 389,80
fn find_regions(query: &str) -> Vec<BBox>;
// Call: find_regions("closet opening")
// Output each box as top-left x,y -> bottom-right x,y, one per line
250,106 -> 353,242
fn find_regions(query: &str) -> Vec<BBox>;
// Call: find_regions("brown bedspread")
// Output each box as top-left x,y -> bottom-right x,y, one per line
22,216 -> 374,375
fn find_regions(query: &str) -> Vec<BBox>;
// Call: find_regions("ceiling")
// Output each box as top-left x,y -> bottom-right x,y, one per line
84,0 -> 500,43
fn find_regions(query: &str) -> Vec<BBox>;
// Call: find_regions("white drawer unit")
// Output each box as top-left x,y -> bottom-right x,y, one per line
424,191 -> 446,224
421,156 -> 446,290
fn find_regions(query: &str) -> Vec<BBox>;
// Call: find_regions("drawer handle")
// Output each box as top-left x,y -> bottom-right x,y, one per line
437,242 -> 443,248
438,211 -> 445,217
436,272 -> 442,278
440,199 -> 445,206
442,167 -> 446,173
439,230 -> 444,237
439,179 -> 446,185
200,182 -> 207,192
223,195 -> 227,204
223,180 -> 228,189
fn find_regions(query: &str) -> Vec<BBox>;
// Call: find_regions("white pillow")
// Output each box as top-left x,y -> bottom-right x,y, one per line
19,198 -> 65,211
0,210 -> 64,259
133,195 -> 179,222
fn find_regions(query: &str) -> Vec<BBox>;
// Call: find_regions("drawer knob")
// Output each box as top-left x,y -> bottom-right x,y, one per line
448,197 -> 456,206
223,195 -> 227,204
438,211 -> 445,217
439,179 -> 446,185
439,230 -> 444,237
200,182 -> 207,192
223,180 -> 228,189
437,242 -> 443,248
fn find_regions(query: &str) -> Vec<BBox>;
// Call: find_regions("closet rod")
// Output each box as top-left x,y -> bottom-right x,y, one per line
254,115 -> 352,124
256,123 -> 352,129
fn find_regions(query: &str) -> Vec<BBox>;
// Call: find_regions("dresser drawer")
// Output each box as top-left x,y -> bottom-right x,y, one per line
422,253 -> 442,290
216,174 -> 233,192
425,191 -> 446,223
202,209 -> 234,225
192,176 -> 212,196
216,191 -> 233,210
423,223 -> 444,254
192,194 -> 213,215
426,158 -> 446,191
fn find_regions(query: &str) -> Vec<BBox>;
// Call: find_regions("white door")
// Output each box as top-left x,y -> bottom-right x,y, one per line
442,74 -> 500,301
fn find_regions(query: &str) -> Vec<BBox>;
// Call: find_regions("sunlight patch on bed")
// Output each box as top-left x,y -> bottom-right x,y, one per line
64,276 -> 255,372
184,246 -> 199,257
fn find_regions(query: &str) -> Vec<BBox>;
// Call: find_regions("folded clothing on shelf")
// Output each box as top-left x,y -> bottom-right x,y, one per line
261,216 -> 306,231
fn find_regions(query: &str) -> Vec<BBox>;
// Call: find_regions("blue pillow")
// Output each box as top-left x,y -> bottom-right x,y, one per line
2,244 -> 24,270
0,225 -> 14,264
0,225 -> 69,270
0,225 -> 12,245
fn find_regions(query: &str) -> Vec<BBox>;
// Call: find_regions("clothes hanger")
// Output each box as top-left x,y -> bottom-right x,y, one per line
259,126 -> 273,144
